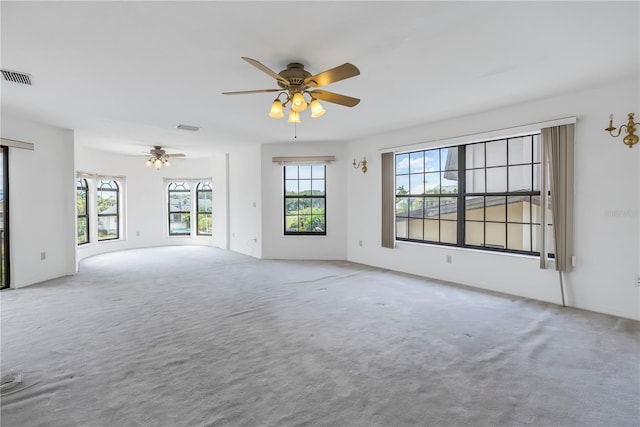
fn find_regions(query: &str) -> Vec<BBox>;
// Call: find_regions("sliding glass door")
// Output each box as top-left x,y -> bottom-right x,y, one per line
1,146 -> 9,288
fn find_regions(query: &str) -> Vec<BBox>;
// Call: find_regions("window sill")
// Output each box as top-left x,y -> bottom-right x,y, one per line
394,240 -> 549,261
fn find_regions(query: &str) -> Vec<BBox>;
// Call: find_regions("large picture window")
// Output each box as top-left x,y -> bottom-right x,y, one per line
97,180 -> 119,241
395,133 -> 546,255
196,182 -> 212,236
168,182 -> 191,236
76,178 -> 89,245
284,165 -> 326,235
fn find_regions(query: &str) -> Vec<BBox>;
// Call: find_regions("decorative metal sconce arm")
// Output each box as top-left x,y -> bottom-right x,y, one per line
277,91 -> 290,106
353,157 -> 367,173
606,113 -> 639,148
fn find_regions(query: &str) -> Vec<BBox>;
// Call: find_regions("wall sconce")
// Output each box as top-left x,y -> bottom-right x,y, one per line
605,113 -> 639,148
353,157 -> 367,173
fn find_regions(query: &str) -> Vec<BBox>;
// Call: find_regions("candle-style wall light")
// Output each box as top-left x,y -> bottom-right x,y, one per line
605,113 -> 639,148
353,156 -> 367,173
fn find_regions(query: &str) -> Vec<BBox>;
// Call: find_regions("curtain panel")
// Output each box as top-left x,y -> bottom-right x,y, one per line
381,152 -> 395,248
541,124 -> 575,272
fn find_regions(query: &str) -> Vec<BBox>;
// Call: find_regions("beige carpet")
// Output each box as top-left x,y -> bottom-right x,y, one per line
1,246 -> 639,426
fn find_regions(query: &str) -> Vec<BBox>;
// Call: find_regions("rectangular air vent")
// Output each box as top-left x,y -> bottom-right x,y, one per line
176,124 -> 200,132
1,69 -> 32,85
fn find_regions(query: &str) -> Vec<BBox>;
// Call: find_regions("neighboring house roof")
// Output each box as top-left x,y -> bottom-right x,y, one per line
100,205 -> 118,215
397,194 -> 545,221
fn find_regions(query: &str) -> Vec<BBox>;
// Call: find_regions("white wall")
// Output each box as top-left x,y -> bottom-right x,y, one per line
75,143 -> 225,261
346,76 -> 640,320
4,79 -> 638,320
260,141 -> 347,260
2,114 -> 77,288
228,145 -> 261,258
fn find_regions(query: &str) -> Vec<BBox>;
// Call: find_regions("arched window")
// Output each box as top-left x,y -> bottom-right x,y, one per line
97,180 -> 119,241
168,182 -> 191,235
196,182 -> 212,236
76,178 -> 89,245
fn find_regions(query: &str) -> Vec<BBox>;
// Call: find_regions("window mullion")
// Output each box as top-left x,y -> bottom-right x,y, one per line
457,145 -> 465,247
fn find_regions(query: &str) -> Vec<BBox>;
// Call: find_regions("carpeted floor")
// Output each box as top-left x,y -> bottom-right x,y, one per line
1,246 -> 639,427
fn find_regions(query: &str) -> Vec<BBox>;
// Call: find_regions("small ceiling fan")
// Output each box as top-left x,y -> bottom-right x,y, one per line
222,57 -> 360,122
145,146 -> 185,170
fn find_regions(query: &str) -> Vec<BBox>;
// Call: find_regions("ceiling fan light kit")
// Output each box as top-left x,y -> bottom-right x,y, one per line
223,57 -> 360,124
145,146 -> 184,170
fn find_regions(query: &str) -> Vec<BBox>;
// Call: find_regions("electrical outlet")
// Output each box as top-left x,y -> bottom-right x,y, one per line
358,240 -> 363,247
40,252 -> 46,261
635,274 -> 640,288
446,255 -> 452,264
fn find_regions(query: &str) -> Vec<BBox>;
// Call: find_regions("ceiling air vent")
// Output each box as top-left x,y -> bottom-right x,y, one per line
176,124 -> 200,132
1,69 -> 32,85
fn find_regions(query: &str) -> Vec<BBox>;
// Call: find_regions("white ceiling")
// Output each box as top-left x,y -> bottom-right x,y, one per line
1,1 -> 638,159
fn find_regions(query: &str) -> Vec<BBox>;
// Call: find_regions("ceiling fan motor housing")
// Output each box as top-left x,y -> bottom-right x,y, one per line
277,63 -> 312,89
151,146 -> 166,157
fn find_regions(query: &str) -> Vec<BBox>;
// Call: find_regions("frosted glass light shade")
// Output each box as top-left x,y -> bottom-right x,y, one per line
291,92 -> 307,113
288,110 -> 301,123
310,99 -> 326,118
269,99 -> 284,119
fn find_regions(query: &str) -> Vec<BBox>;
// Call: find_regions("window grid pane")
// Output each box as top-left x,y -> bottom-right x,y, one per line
395,132 -> 546,255
77,178 -> 89,245
196,182 -> 212,236
169,182 -> 191,236
284,165 -> 326,235
97,180 -> 118,241
395,147 -> 458,245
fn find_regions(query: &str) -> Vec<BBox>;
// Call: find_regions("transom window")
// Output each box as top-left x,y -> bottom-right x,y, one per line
395,133 -> 547,255
196,182 -> 212,236
97,180 -> 119,241
284,165 -> 326,235
76,178 -> 89,245
168,182 -> 191,236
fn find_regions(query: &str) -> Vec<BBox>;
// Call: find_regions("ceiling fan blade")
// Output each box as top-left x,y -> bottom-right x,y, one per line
165,153 -> 186,158
309,90 -> 360,107
242,57 -> 290,86
304,63 -> 360,88
222,88 -> 282,95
